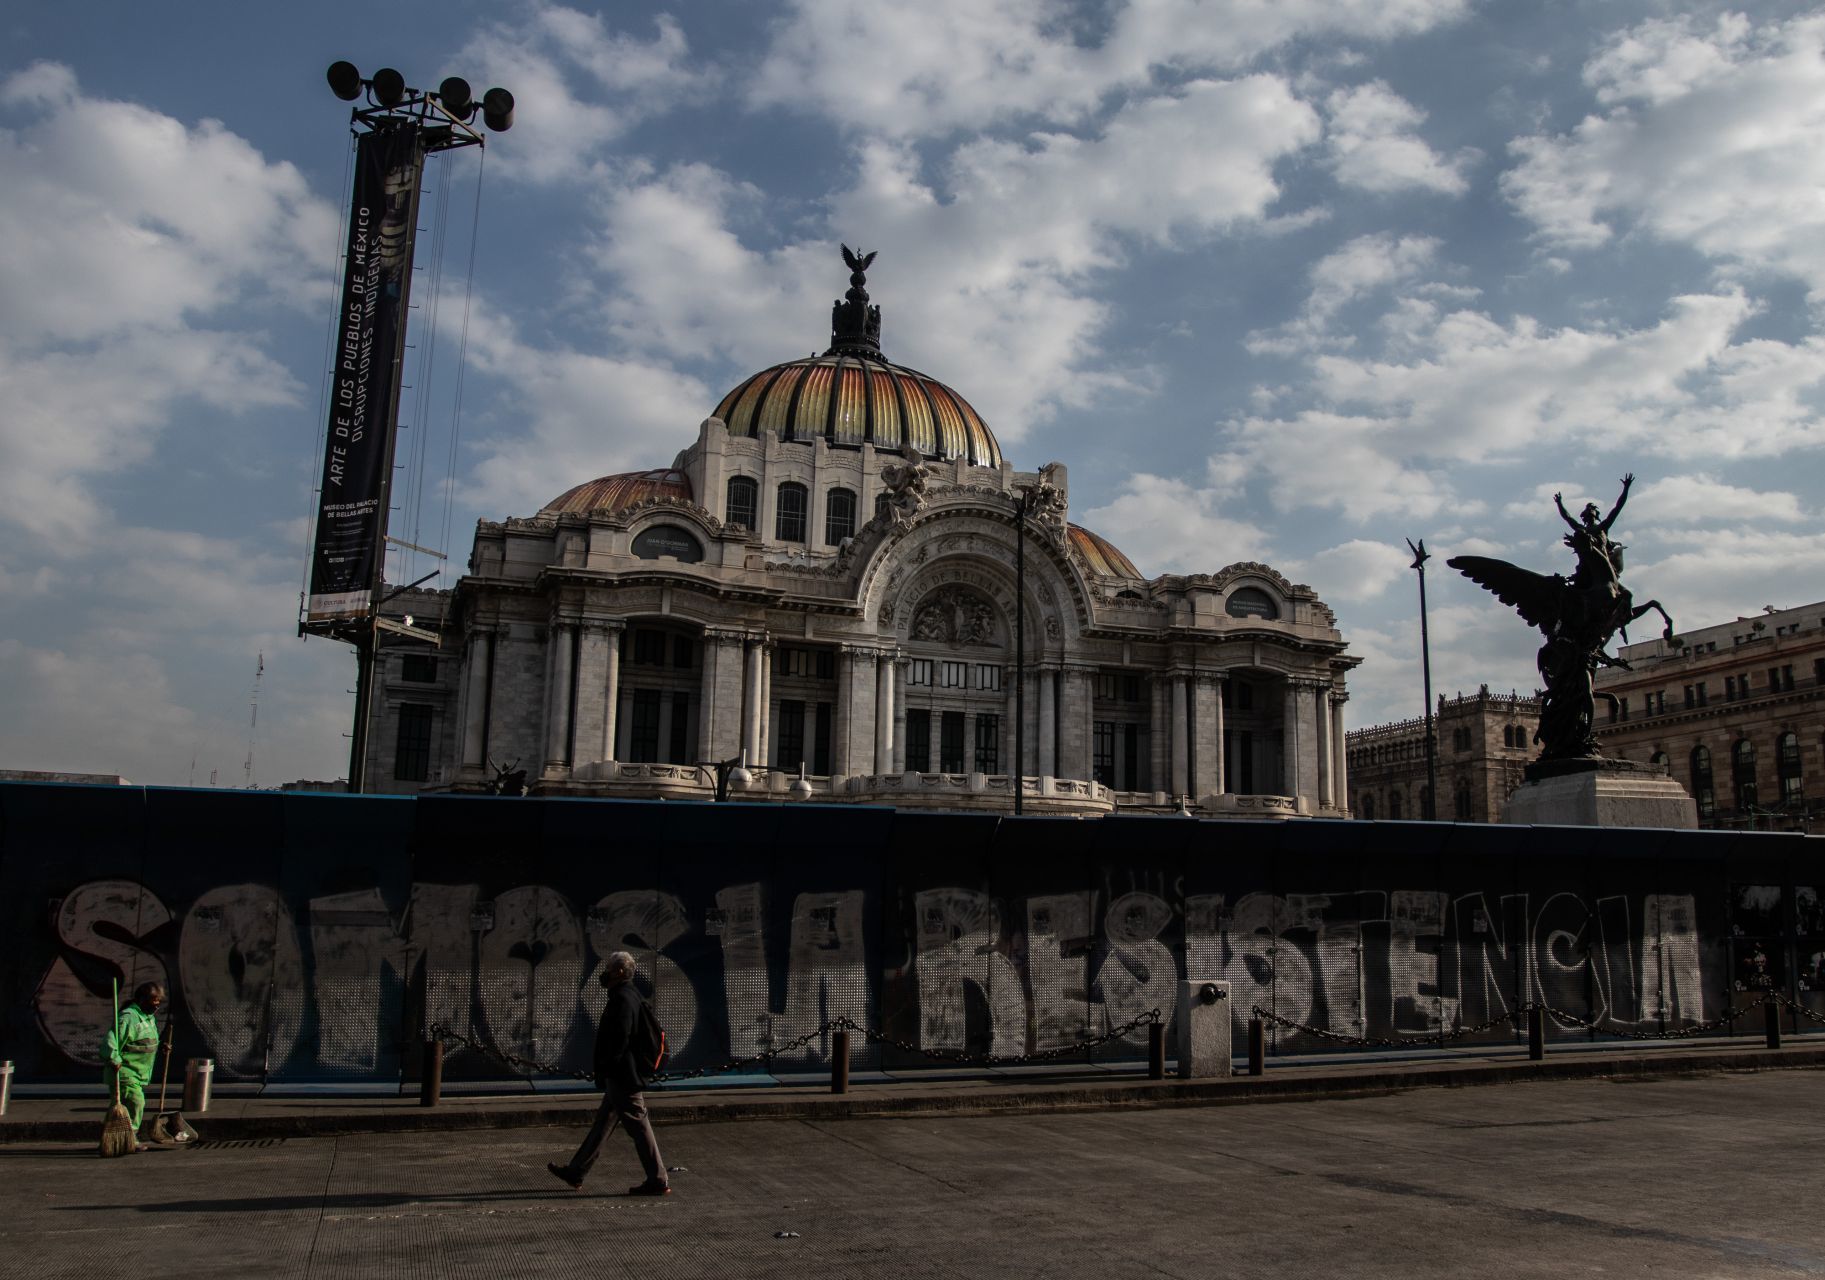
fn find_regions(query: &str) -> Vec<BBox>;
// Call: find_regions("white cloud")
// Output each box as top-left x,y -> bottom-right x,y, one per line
1325,81 -> 1472,195
1628,474 -> 1808,525
582,77 -> 1320,446
1296,538 -> 1412,603
1503,13 -> 1825,296
1078,474 -> 1271,576
748,0 -> 1467,138
454,5 -> 706,184
1247,231 -> 1439,354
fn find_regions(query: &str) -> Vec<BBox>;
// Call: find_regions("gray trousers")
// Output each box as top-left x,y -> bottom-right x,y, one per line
568,1081 -> 665,1187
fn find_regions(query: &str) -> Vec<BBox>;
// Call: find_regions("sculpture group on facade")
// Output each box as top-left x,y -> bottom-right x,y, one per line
1449,475 -> 1674,764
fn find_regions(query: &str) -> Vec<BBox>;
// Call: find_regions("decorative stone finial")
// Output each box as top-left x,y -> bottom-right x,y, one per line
827,244 -> 884,359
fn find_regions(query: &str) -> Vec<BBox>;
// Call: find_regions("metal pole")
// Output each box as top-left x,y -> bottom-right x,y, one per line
1014,492 -> 1026,816
831,1029 -> 851,1094
420,1039 -> 444,1107
1764,998 -> 1782,1050
1528,1006 -> 1545,1060
347,619 -> 378,794
1146,1022 -> 1165,1080
1408,539 -> 1438,820
1247,1018 -> 1265,1076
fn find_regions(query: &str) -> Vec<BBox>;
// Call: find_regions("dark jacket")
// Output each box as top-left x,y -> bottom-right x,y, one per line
593,981 -> 646,1092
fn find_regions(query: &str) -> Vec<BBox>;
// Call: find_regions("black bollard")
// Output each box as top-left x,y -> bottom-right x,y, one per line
1764,999 -> 1782,1050
1247,1017 -> 1265,1076
1528,1006 -> 1545,1061
831,1029 -> 850,1094
1147,1021 -> 1165,1080
420,1039 -> 444,1108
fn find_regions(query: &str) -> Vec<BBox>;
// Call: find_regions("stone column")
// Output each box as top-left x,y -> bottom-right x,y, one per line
1058,669 -> 1088,781
875,650 -> 895,775
700,631 -> 744,762
833,648 -> 853,775
1038,668 -> 1057,777
1170,674 -> 1190,799
572,623 -> 612,766
758,641 -> 773,767
1191,674 -> 1220,799
1331,695 -> 1350,814
1002,674 -> 1018,778
1315,683 -> 1333,809
601,624 -> 621,762
1211,673 -> 1226,795
543,620 -> 576,774
460,629 -> 493,768
743,640 -> 764,765
1149,675 -> 1169,795
892,658 -> 907,773
1280,680 -> 1302,797
843,650 -> 878,775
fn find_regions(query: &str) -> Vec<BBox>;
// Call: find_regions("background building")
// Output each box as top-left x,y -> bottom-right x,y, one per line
1345,689 -> 1541,822
355,257 -> 1359,816
1595,603 -> 1825,831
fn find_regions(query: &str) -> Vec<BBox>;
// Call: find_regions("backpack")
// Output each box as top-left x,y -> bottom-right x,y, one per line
632,1000 -> 667,1078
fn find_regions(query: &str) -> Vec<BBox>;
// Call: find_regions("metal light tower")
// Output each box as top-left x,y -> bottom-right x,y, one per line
302,62 -> 513,793
1407,538 -> 1438,820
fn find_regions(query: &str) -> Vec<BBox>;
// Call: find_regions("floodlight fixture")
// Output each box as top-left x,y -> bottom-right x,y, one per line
371,67 -> 407,108
327,61 -> 363,101
481,87 -> 515,132
437,76 -> 472,116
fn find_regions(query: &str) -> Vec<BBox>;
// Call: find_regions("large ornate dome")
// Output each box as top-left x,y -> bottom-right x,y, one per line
540,467 -> 691,516
709,247 -> 1002,468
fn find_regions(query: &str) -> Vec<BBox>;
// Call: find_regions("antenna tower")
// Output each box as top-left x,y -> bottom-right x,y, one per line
244,653 -> 264,789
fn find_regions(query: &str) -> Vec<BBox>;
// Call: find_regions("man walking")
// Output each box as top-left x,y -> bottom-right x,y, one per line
549,951 -> 669,1195
104,982 -> 163,1151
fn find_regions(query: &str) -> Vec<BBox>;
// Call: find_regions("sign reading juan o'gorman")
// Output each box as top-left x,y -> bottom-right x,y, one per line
305,122 -> 425,626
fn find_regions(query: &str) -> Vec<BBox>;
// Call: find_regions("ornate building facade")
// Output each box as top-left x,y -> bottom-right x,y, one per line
358,254 -> 1359,815
1594,603 -> 1825,832
1345,689 -> 1541,822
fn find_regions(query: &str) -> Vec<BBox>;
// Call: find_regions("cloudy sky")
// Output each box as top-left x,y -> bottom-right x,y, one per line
2,0 -> 1822,786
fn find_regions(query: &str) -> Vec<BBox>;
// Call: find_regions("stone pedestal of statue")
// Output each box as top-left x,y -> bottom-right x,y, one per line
1503,757 -> 1698,829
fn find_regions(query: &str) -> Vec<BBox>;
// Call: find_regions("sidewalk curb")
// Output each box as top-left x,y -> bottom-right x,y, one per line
5,1045 -> 1820,1144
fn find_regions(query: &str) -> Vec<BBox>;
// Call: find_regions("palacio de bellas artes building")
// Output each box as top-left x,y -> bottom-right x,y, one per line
364,251 -> 1358,816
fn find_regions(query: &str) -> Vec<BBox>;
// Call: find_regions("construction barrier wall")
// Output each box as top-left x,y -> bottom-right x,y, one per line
3,783 -> 1821,1086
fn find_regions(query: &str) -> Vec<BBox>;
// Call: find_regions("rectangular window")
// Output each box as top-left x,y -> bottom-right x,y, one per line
1697,682 -> 1709,706
629,689 -> 661,762
1123,723 -> 1142,790
1816,659 -> 1825,685
1093,721 -> 1115,786
1684,685 -> 1696,709
778,699 -> 806,771
974,714 -> 999,773
907,710 -> 931,771
908,659 -> 933,686
824,488 -> 857,545
1236,682 -> 1254,711
726,477 -> 758,532
1725,676 -> 1738,701
1620,697 -> 1629,721
776,483 -> 807,542
1122,675 -> 1144,703
394,704 -> 433,782
816,651 -> 836,681
667,694 -> 690,764
814,702 -> 832,775
400,654 -> 437,683
633,630 -> 665,665
785,648 -> 811,677
976,664 -> 1002,692
672,636 -> 694,669
941,661 -> 968,688
1096,673 -> 1116,700
1783,665 -> 1795,691
940,711 -> 965,772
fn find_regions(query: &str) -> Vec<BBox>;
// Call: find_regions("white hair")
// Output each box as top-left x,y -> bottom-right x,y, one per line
604,950 -> 637,981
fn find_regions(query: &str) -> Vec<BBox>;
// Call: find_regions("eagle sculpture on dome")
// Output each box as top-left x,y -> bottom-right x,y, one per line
842,244 -> 877,276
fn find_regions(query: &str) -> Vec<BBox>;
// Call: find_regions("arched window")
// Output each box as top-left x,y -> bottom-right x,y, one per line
1780,731 -> 1803,804
1224,587 -> 1279,620
726,475 -> 758,532
824,487 -> 856,545
1691,745 -> 1715,819
776,482 -> 807,542
1360,793 -> 1376,820
1733,738 -> 1758,810
1455,776 -> 1472,821
874,491 -> 891,521
1388,790 -> 1404,820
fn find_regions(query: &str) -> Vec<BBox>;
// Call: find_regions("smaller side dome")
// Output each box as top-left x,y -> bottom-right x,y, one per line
541,468 -> 692,516
1068,524 -> 1142,579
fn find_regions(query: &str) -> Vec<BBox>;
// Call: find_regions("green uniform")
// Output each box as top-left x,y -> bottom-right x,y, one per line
104,1005 -> 160,1131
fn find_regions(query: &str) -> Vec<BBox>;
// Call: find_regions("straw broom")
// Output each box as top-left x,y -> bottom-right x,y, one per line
99,979 -> 136,1158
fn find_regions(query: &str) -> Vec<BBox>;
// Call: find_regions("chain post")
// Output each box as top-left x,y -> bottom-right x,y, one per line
1528,1006 -> 1545,1061
1147,1021 -> 1165,1080
831,1028 -> 851,1094
1247,1017 -> 1265,1076
420,1037 -> 444,1107
1764,997 -> 1782,1050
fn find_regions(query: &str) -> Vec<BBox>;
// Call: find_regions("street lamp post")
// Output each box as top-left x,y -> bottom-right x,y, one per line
1407,538 -> 1439,821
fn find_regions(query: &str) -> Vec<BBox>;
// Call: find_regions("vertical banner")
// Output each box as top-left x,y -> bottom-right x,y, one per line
306,122 -> 425,626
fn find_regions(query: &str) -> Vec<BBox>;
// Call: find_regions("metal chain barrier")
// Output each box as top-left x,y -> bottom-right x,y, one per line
1250,997 -> 1790,1048
1251,1006 -> 1523,1049
1530,1002 -> 1754,1040
1762,991 -> 1825,1025
428,1008 -> 1162,1085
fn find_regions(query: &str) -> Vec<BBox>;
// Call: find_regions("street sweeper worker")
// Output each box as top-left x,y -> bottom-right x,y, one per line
104,982 -> 163,1135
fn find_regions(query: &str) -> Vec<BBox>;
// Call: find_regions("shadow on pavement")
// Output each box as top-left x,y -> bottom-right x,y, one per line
56,1188 -> 597,1214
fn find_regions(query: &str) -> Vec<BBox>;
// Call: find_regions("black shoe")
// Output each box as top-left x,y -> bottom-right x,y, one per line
628,1181 -> 671,1196
547,1162 -> 583,1189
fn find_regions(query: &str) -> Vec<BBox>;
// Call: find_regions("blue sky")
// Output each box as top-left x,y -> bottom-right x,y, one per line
2,0 -> 1822,786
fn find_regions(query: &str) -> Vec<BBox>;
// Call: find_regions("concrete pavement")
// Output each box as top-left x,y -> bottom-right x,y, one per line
4,1070 -> 1825,1278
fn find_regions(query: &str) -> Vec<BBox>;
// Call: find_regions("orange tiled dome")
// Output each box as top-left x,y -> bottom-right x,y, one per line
541,467 -> 692,516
